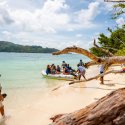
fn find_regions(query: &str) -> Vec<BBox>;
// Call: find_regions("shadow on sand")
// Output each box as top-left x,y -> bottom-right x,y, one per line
70,86 -> 116,91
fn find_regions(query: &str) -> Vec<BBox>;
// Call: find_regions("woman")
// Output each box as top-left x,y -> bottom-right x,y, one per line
51,65 -> 56,74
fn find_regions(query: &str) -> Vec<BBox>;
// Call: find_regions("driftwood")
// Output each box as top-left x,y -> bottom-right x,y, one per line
52,46 -> 125,67
52,70 -> 123,91
50,88 -> 125,125
69,70 -> 124,85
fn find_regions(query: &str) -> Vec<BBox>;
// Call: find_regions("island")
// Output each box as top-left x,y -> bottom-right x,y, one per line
0,41 -> 59,53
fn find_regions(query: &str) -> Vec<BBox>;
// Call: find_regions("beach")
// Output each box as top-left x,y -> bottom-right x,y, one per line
0,0 -> 125,124
1,65 -> 125,125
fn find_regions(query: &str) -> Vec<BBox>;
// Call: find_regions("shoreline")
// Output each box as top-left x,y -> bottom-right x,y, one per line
1,65 -> 125,125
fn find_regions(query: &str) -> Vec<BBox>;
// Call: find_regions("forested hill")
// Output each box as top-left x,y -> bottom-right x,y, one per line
0,41 -> 59,53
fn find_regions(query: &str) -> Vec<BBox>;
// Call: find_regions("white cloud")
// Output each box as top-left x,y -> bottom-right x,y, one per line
6,0 -> 70,33
0,0 -> 114,49
76,2 -> 100,26
10,0 -> 69,33
0,0 -> 102,34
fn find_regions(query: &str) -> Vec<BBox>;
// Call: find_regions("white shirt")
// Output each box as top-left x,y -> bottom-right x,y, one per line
100,65 -> 104,72
78,66 -> 85,72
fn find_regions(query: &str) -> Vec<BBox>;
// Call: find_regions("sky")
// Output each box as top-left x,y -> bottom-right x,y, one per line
0,0 -> 125,49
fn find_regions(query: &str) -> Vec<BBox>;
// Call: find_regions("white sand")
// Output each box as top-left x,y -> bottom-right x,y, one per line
1,65 -> 125,125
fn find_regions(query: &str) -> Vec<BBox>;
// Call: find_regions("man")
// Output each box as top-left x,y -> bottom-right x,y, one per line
99,64 -> 104,84
77,64 -> 86,80
78,60 -> 84,66
61,61 -> 67,68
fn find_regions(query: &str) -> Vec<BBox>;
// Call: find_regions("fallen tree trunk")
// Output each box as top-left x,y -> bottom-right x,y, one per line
52,46 -> 125,67
50,88 -> 125,125
69,70 -> 124,85
52,70 -> 123,91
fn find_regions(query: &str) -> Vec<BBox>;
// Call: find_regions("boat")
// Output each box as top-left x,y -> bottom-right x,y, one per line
41,70 -> 75,81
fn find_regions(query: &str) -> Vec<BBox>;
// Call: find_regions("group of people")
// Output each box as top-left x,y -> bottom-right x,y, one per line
46,61 -> 75,75
0,74 -> 7,118
46,60 -> 87,80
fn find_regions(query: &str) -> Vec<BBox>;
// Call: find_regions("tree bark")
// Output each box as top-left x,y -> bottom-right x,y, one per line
50,88 -> 125,125
69,70 -> 123,85
52,46 -> 102,63
52,46 -> 125,67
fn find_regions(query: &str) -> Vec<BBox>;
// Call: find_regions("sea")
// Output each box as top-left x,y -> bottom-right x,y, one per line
0,52 -> 90,90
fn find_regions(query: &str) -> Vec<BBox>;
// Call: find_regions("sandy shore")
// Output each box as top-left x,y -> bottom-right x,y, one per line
1,65 -> 125,125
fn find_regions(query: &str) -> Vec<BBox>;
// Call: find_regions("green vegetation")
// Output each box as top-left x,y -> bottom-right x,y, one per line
90,3 -> 125,57
112,3 -> 125,19
90,25 -> 125,56
0,41 -> 59,53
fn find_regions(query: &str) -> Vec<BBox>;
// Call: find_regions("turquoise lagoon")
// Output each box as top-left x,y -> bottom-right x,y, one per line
0,53 -> 89,90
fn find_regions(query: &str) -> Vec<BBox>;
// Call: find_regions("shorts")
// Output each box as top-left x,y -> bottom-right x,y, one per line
80,70 -> 85,75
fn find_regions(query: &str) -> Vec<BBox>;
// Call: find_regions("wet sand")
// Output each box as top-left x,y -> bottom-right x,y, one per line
1,65 -> 125,125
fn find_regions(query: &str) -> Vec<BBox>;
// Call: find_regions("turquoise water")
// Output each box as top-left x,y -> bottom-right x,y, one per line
0,53 -> 89,89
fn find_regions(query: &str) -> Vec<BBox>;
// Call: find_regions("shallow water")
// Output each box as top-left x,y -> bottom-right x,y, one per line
0,52 -> 89,89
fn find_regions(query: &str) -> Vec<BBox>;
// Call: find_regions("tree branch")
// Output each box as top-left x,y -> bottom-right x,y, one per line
51,70 -> 124,91
69,70 -> 124,85
52,46 -> 125,71
53,46 -> 102,62
93,39 -> 114,57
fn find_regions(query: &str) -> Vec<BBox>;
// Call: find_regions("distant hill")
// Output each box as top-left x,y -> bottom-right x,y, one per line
0,41 -> 59,53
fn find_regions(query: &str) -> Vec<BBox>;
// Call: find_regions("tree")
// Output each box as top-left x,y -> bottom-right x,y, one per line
90,25 -> 125,56
112,3 -> 125,19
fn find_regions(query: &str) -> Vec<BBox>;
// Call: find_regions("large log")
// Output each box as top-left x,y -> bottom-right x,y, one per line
50,88 -> 125,125
52,46 -> 125,67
